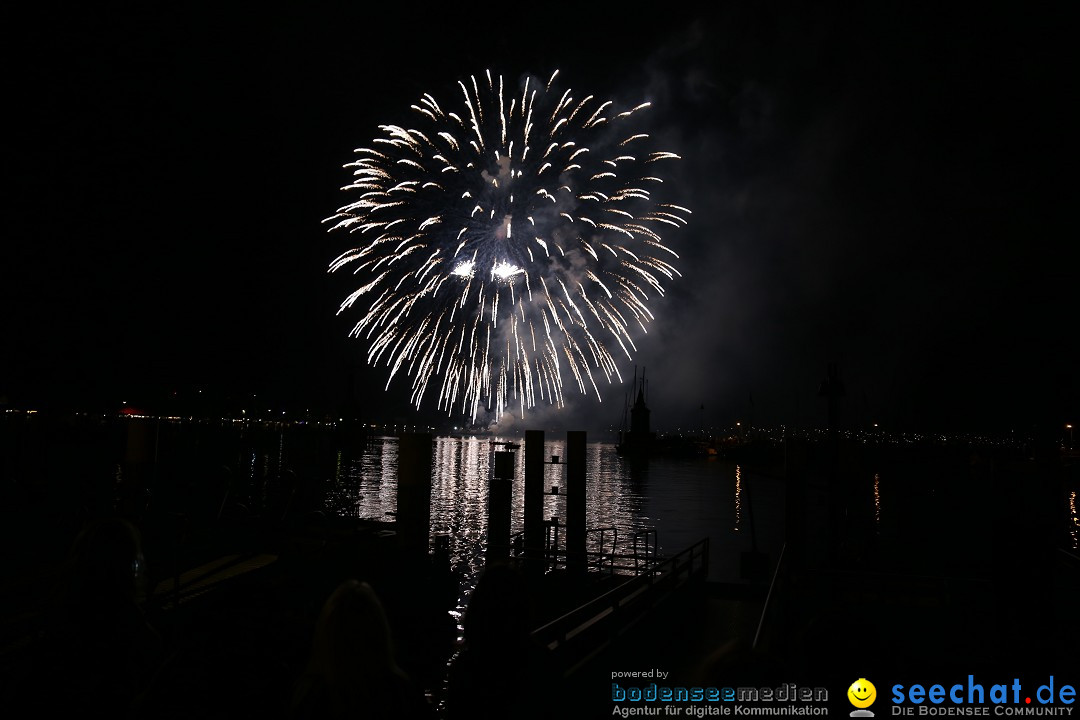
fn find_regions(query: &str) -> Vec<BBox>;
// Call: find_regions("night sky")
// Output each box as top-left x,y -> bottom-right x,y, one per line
4,4 -> 1074,434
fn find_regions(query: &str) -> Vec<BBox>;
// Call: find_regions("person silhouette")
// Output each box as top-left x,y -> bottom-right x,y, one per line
292,579 -> 431,719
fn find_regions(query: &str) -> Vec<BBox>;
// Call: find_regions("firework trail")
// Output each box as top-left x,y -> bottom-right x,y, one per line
326,70 -> 690,422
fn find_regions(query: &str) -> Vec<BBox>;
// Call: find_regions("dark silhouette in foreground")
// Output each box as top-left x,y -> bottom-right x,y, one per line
23,516 -> 164,714
292,579 -> 431,719
443,564 -> 558,720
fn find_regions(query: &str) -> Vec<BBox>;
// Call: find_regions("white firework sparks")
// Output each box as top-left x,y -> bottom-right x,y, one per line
325,70 -> 689,422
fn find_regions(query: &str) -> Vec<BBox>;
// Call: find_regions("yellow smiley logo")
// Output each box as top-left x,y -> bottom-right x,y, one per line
848,679 -> 877,709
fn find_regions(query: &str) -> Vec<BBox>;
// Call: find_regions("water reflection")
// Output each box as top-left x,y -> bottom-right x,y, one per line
1069,490 -> 1078,550
338,437 -> 659,583
733,465 -> 742,532
198,429 -> 784,628
874,472 -> 881,529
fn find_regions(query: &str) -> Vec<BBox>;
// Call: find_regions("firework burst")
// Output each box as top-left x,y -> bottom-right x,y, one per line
326,70 -> 689,421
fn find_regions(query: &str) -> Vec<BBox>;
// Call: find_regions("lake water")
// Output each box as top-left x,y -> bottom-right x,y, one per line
10,416 -> 1075,620
328,434 -> 788,581
93,422 -> 788,632
161,422 -> 1078,588
221,428 -> 792,631
3,416 -> 788,580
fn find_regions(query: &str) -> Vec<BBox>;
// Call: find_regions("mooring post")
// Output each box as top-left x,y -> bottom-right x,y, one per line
784,432 -> 807,573
566,430 -> 587,576
488,442 -> 516,565
397,432 -> 432,565
524,430 -> 545,575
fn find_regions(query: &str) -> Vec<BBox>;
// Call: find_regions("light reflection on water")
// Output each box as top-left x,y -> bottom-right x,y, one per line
314,435 -> 786,635
165,424 -> 1080,593
874,472 -> 882,529
1070,490 -> 1078,549
321,436 -> 786,592
734,465 -> 742,532
20,418 -> 1079,614
198,429 -> 1080,587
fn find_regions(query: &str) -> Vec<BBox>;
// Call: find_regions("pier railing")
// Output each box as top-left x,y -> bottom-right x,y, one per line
751,545 -> 1005,656
510,524 -> 663,576
530,537 -> 710,677
752,542 -> 786,651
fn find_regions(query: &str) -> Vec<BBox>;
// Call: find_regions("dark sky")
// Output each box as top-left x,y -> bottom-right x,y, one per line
3,4 -> 1074,434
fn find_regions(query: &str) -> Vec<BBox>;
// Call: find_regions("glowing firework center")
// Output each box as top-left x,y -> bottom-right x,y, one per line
326,70 -> 689,421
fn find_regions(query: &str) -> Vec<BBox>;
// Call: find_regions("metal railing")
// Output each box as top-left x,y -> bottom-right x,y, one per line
631,528 -> 658,572
531,537 -> 710,676
750,545 -> 1006,654
511,524 -> 660,576
587,526 -> 618,574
